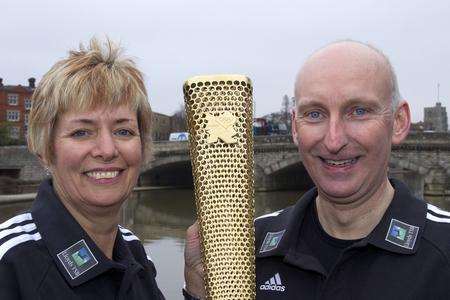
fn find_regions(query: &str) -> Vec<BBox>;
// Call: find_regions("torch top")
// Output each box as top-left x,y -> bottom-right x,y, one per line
183,74 -> 252,88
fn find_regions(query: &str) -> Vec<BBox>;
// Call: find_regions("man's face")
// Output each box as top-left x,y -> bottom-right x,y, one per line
292,47 -> 396,203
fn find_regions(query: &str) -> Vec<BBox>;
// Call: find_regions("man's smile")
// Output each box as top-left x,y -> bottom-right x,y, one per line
319,156 -> 360,167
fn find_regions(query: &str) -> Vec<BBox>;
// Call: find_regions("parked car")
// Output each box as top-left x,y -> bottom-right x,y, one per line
169,132 -> 189,141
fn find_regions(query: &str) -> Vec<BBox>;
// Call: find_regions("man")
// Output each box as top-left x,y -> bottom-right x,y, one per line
184,41 -> 450,299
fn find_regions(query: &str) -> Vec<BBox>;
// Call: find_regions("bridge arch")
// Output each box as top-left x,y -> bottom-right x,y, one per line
140,157 -> 193,188
256,155 -> 314,191
388,155 -> 429,199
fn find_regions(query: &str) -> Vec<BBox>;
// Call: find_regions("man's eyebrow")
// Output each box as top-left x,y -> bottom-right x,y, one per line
296,99 -> 326,111
297,97 -> 382,109
345,98 -> 382,108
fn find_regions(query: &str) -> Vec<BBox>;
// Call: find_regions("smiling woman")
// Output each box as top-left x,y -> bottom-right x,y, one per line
0,38 -> 165,299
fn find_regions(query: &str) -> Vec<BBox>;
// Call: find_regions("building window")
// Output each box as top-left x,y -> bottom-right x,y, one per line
7,110 -> 20,122
7,94 -> 19,105
25,98 -> 32,110
24,124 -> 28,137
24,113 -> 29,124
9,126 -> 20,139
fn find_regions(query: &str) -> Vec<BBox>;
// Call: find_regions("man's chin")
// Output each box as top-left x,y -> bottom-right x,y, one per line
318,184 -> 362,203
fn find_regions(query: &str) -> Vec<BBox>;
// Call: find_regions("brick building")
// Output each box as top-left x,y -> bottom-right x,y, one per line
152,112 -> 172,141
0,78 -> 35,142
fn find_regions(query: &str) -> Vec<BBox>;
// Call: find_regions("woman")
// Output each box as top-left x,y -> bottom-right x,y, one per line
0,38 -> 164,299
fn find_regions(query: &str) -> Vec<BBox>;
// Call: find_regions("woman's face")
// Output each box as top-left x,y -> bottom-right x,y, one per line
49,104 -> 143,215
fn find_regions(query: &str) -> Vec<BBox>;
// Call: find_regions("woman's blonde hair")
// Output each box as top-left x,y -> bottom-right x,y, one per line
28,37 -> 152,164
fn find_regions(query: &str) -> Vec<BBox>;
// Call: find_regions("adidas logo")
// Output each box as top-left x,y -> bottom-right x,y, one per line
259,273 -> 286,292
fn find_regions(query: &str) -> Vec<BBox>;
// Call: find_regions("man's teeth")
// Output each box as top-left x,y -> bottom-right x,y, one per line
86,171 -> 119,179
324,158 -> 356,166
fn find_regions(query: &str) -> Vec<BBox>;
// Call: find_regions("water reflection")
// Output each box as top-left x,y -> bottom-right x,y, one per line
0,202 -> 33,221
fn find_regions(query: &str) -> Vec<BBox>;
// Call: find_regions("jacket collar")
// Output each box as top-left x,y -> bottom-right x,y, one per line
365,179 -> 426,254
257,178 -> 427,260
256,187 -> 316,259
31,179 -> 142,287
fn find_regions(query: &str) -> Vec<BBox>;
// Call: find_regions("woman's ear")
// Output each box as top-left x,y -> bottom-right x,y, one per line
392,100 -> 411,145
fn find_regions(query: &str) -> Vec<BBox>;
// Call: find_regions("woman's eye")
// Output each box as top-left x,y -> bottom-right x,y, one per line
115,129 -> 133,136
71,130 -> 89,138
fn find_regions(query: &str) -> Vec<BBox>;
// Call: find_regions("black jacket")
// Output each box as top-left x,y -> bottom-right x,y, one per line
255,179 -> 450,299
0,179 -> 164,299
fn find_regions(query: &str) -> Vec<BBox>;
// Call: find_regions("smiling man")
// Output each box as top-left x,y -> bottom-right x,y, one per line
182,40 -> 450,300
252,41 -> 450,299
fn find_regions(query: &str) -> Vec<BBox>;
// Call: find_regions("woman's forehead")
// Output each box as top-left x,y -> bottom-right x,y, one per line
59,105 -> 138,124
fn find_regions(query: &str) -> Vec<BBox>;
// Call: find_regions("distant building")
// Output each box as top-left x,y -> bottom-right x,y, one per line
0,78 -> 35,141
152,112 -> 172,141
151,110 -> 189,141
424,102 -> 448,132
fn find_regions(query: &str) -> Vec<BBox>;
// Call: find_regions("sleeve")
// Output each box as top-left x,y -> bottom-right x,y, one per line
142,250 -> 165,299
0,260 -> 21,300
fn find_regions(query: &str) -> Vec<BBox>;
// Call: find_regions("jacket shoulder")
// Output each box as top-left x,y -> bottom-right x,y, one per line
0,212 -> 43,262
0,212 -> 50,299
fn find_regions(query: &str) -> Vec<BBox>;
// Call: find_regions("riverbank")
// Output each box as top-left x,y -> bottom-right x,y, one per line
0,185 -> 189,205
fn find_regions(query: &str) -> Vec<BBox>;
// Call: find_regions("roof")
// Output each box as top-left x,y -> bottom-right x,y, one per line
0,85 -> 34,93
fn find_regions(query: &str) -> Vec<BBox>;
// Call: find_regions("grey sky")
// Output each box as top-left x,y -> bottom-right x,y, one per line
1,0 -> 449,122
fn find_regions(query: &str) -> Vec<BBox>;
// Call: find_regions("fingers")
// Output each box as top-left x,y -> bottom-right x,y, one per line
184,220 -> 206,299
186,221 -> 200,240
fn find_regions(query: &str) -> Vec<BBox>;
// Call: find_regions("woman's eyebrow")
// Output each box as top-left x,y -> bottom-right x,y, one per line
67,118 -> 136,125
68,118 -> 95,125
115,118 -> 134,124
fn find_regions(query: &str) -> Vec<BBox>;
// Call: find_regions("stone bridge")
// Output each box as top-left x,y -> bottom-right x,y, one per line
1,132 -> 449,200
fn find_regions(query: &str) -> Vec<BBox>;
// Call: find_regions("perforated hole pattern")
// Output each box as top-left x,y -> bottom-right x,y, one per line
184,75 -> 255,299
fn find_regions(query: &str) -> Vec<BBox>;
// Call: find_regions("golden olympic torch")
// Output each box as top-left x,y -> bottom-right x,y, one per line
184,75 -> 255,299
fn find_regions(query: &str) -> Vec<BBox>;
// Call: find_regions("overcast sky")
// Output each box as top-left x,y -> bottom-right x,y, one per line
1,0 -> 449,122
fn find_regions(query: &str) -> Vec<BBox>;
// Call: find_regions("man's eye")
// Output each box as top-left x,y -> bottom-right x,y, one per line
307,111 -> 322,119
352,107 -> 368,116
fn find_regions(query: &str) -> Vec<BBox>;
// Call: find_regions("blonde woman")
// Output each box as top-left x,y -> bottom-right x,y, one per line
0,38 -> 164,299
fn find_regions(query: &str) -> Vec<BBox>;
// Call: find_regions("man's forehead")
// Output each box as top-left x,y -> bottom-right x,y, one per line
295,42 -> 392,98
302,43 -> 386,76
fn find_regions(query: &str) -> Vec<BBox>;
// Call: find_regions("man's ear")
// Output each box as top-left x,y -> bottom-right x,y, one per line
392,100 -> 411,145
291,108 -> 299,146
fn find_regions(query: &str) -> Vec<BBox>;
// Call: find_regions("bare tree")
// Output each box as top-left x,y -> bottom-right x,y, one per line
281,94 -> 292,133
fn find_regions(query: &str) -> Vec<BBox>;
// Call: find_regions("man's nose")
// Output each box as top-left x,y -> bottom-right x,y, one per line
91,130 -> 118,161
323,117 -> 348,154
